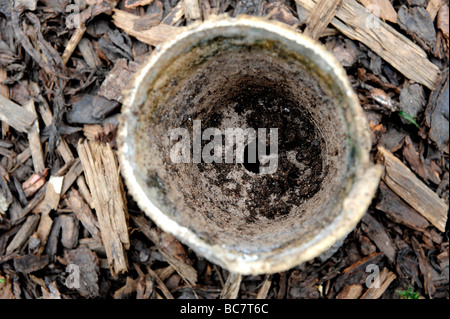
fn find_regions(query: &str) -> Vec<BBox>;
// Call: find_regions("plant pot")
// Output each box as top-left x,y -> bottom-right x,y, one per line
118,15 -> 382,275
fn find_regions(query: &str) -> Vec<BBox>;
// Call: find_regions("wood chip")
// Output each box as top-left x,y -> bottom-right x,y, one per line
78,38 -> 101,69
146,265 -> 174,299
125,0 -> 154,9
184,0 -> 202,20
358,0 -> 397,23
304,0 -> 341,40
0,94 -> 37,133
411,237 -> 436,297
220,272 -> 242,299
13,254 -> 49,274
76,176 -> 94,209
256,275 -> 272,299
426,0 -> 445,21
336,284 -> 363,299
67,188 -> 100,240
294,0 -> 440,89
360,268 -> 396,299
6,214 -> 39,254
97,59 -> 139,103
377,146 -> 448,232
161,0 -> 185,26
29,82 -> 74,164
65,246 -> 100,298
62,25 -> 87,65
78,140 -> 129,276
376,182 -> 430,232
361,212 -> 396,263
23,100 -> 45,174
112,9 -> 184,46
131,214 -> 197,285
32,175 -> 64,255
59,214 -> 79,249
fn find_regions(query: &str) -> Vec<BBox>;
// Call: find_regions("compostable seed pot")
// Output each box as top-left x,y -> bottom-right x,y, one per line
118,15 -> 382,275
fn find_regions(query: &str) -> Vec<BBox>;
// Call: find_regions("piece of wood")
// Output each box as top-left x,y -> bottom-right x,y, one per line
65,246 -> 100,298
184,0 -> 202,20
76,176 -> 94,209
78,140 -> 129,276
376,146 -> 448,232
360,268 -> 396,299
13,254 -> 49,274
304,0 -> 341,40
112,9 -> 184,46
23,100 -> 45,173
294,0 -> 440,89
256,275 -> 272,299
220,272 -> 242,299
6,214 -> 39,254
62,25 -> 87,65
0,68 -> 10,136
97,59 -> 139,103
161,0 -> 185,26
376,182 -> 430,232
336,284 -> 364,299
411,237 -> 435,297
0,94 -> 37,133
361,213 -> 396,262
125,0 -> 155,9
29,82 -> 74,164
78,38 -> 101,69
146,265 -> 174,299
33,175 -> 64,255
358,0 -> 397,23
67,188 -> 100,239
131,214 -> 197,285
426,0 -> 445,21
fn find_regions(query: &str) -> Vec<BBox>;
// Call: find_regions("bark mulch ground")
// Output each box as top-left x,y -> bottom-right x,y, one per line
0,0 -> 448,299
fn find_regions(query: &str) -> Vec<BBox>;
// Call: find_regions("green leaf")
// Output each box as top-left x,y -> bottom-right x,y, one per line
398,111 -> 420,129
397,287 -> 420,299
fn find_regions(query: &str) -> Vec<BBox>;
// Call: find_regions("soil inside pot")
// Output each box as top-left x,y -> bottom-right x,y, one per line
135,43 -> 350,252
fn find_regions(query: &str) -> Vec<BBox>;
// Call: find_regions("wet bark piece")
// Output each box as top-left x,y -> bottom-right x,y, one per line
399,84 -> 425,120
361,213 -> 396,263
133,1 -> 164,31
377,146 -> 448,232
402,136 -> 440,185
425,68 -> 449,154
65,246 -> 100,298
376,182 -> 430,232
398,5 -> 436,53
411,237 -> 436,297
77,140 -> 129,276
13,254 -> 49,274
304,0 -> 341,40
294,0 -> 440,89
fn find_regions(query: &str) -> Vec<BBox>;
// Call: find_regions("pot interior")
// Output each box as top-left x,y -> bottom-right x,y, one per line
127,25 -> 355,254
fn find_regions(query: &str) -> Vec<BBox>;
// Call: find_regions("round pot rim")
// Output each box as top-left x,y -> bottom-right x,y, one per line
118,15 -> 382,275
